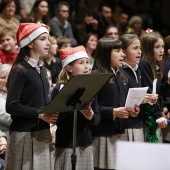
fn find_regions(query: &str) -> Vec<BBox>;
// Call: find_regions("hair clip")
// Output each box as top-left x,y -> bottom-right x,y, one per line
145,28 -> 153,33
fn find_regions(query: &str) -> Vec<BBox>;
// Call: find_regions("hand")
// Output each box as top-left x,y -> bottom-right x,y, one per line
142,93 -> 158,104
156,117 -> 167,128
162,107 -> 170,119
0,137 -> 7,154
39,113 -> 59,124
113,107 -> 129,119
167,70 -> 170,85
80,101 -> 94,120
127,105 -> 140,117
90,19 -> 98,26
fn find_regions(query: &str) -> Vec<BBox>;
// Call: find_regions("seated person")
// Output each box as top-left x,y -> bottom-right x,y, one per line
0,28 -> 19,65
0,130 -> 7,170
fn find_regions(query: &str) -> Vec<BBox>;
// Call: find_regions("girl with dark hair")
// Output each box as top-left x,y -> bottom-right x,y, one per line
5,23 -> 58,170
27,0 -> 50,28
92,38 -> 139,170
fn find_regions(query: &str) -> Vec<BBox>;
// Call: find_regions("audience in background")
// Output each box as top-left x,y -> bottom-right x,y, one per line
0,130 -> 7,170
27,0 -> 50,28
55,36 -> 71,72
42,36 -> 59,84
50,1 -> 77,46
105,25 -> 119,38
0,28 -> 19,65
97,2 -> 114,38
0,0 -> 169,168
0,64 -> 12,136
0,0 -> 20,33
83,33 -> 98,71
116,11 -> 129,36
73,8 -> 98,45
126,15 -> 145,39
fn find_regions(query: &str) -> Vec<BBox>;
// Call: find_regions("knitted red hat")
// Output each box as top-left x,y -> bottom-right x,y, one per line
60,46 -> 88,68
16,23 -> 49,48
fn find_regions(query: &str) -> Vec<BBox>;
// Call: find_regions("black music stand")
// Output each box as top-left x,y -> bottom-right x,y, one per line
40,73 -> 113,170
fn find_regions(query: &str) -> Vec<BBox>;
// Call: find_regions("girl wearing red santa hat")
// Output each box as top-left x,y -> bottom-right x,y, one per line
51,45 -> 100,170
5,23 -> 58,170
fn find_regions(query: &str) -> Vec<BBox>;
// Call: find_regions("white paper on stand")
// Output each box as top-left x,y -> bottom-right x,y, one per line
125,87 -> 149,109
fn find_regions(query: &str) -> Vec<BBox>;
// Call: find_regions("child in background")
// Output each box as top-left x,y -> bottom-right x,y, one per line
51,46 -> 100,170
55,36 -> 72,79
139,31 -> 168,142
92,38 -> 139,170
43,36 -> 59,84
0,28 -> 19,65
5,23 -> 58,170
57,36 -> 71,50
83,33 -> 98,71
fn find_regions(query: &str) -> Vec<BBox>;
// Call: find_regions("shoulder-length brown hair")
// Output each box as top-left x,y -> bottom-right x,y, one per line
141,31 -> 164,79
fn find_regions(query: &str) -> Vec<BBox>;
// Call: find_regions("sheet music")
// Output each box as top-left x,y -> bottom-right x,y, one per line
125,87 -> 149,109
148,79 -> 157,105
152,79 -> 157,94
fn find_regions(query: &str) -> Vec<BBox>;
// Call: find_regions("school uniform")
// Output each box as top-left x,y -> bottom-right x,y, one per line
139,57 -> 164,142
44,59 -> 61,84
92,69 -> 128,170
161,57 -> 170,142
121,62 -> 144,142
5,59 -> 54,170
51,83 -> 100,170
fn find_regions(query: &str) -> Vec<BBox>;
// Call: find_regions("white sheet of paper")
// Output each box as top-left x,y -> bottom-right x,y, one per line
148,78 -> 157,105
125,87 -> 148,109
116,141 -> 170,170
152,79 -> 157,94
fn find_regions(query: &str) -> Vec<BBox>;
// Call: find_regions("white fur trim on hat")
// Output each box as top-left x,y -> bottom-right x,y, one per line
19,27 -> 49,48
62,51 -> 88,68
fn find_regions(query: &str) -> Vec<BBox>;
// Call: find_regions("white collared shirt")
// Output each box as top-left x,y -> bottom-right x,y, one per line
111,67 -> 119,75
123,62 -> 139,83
27,58 -> 44,74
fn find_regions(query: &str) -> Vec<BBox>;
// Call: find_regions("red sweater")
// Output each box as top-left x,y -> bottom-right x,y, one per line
0,50 -> 18,65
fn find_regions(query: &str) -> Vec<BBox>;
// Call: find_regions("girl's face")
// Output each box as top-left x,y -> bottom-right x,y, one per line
49,39 -> 58,56
66,58 -> 89,75
123,39 -> 141,67
153,38 -> 164,61
86,35 -> 98,51
37,1 -> 49,16
110,48 -> 125,68
0,35 -> 16,53
31,33 -> 50,57
3,1 -> 16,17
0,68 -> 10,93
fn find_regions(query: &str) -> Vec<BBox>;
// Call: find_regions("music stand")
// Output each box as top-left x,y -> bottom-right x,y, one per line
40,73 -> 113,170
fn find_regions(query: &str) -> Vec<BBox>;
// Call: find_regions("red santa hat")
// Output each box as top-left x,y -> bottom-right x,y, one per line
16,23 -> 49,48
60,46 -> 89,68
